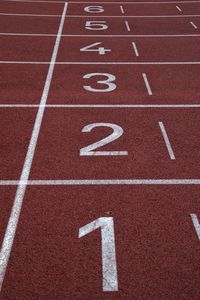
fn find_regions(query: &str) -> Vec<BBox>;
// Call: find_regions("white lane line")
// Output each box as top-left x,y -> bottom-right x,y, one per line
132,41 -> 139,56
120,5 -> 125,14
1,179 -> 200,185
176,5 -> 182,12
125,20 -> 131,31
159,121 -> 175,160
142,73 -> 152,95
1,33 -> 200,37
5,0 -> 200,4
3,61 -> 200,65
2,13 -> 200,18
190,21 -> 198,29
1,104 -> 200,108
190,214 -> 200,240
0,2 -> 68,290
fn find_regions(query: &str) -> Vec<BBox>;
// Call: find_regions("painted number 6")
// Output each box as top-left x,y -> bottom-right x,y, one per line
83,73 -> 116,92
84,6 -> 104,13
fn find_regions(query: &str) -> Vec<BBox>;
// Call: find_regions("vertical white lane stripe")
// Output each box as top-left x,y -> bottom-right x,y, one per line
0,2 -> 68,290
159,121 -> 176,160
125,20 -> 131,31
176,5 -> 182,12
132,41 -> 139,56
120,5 -> 124,14
190,214 -> 200,240
142,73 -> 152,95
190,21 -> 198,29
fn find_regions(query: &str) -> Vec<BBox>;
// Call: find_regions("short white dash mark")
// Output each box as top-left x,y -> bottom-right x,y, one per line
159,121 -> 175,160
190,21 -> 198,29
190,214 -> 200,240
176,5 -> 182,12
132,41 -> 139,56
120,5 -> 124,14
142,73 -> 152,95
125,20 -> 131,31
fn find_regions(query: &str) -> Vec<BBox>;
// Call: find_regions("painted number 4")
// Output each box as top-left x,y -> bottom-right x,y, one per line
80,42 -> 111,55
79,217 -> 118,292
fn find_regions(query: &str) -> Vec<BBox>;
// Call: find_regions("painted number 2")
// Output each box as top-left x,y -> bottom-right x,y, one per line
79,217 -> 118,292
80,123 -> 128,156
83,73 -> 116,92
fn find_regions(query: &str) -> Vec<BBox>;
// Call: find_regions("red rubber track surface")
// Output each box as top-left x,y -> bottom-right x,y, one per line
1,0 -> 200,299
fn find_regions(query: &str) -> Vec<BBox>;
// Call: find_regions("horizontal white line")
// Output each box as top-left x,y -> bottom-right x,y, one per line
1,61 -> 200,65
4,0 -> 200,4
1,33 -> 200,37
0,104 -> 200,108
1,179 -> 200,185
1,13 -> 200,18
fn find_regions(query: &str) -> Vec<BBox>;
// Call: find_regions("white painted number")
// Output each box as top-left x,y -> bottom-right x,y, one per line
79,217 -> 118,292
85,21 -> 108,31
83,73 -> 116,93
84,6 -> 104,13
80,123 -> 128,156
80,42 -> 111,55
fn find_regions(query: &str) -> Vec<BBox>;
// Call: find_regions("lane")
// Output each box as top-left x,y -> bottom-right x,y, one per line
0,36 -> 55,61
0,15 -> 60,34
0,109 -> 37,179
0,65 -> 49,103
63,16 -> 200,35
57,36 -> 200,62
1,185 -> 200,299
46,65 -> 200,104
68,2 -> 200,16
29,108 -> 200,180
0,1 -> 64,13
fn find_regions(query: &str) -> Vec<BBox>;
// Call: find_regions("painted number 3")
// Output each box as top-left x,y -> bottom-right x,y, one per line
83,73 -> 116,92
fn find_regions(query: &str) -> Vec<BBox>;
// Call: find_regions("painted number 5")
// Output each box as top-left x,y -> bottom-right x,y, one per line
83,73 -> 116,92
80,123 -> 128,156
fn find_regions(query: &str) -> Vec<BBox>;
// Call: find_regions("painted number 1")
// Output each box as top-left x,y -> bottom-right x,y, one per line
79,217 -> 118,292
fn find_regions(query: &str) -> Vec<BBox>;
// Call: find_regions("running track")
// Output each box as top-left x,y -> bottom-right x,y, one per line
0,0 -> 200,298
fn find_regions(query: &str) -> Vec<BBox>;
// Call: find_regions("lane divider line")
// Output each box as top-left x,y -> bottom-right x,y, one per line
142,73 -> 153,95
125,20 -> 131,31
176,5 -> 182,12
190,214 -> 200,240
159,121 -> 176,160
0,1 -> 68,291
4,0 -> 200,4
132,41 -> 139,56
120,5 -> 124,14
0,179 -> 200,185
1,33 -> 200,37
190,21 -> 198,29
1,104 -> 200,108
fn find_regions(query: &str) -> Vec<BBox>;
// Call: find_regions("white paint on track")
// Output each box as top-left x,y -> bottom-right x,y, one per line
2,61 -> 200,65
1,179 -> 200,185
0,104 -> 200,108
142,73 -> 152,95
190,214 -> 200,240
132,41 -> 139,56
1,33 -> 200,37
159,121 -> 175,160
176,6 -> 182,12
125,20 -> 131,31
0,2 -> 68,290
4,0 -> 200,4
120,5 -> 125,14
190,21 -> 198,29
